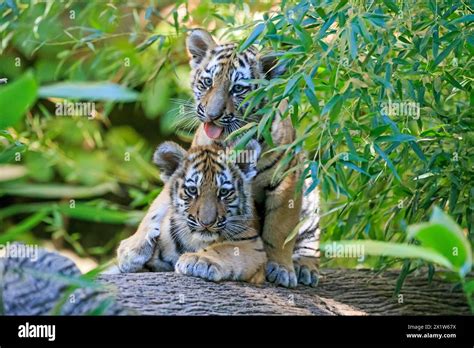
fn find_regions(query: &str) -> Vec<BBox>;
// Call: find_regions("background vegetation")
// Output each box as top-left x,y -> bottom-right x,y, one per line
0,0 -> 472,304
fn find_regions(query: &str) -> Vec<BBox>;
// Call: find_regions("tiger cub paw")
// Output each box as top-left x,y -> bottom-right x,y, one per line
293,255 -> 319,287
265,261 -> 297,288
175,253 -> 226,282
116,229 -> 160,273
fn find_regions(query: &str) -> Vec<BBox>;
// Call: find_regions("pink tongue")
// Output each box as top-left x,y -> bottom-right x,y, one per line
204,122 -> 223,139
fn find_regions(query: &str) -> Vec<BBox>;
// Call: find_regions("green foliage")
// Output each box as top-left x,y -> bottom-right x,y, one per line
322,207 -> 473,311
238,0 -> 473,250
322,207 -> 472,276
0,71 -> 37,128
408,206 -> 472,276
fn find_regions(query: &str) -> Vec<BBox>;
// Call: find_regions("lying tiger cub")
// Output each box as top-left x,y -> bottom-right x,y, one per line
143,140 -> 267,283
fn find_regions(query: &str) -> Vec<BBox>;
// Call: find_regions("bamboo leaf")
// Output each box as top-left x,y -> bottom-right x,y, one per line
239,23 -> 265,52
39,82 -> 139,102
433,39 -> 461,68
0,71 -> 37,129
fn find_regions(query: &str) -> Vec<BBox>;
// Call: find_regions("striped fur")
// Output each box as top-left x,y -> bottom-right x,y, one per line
186,29 -> 321,287
144,142 -> 266,284
116,28 -> 320,288
186,29 -> 283,137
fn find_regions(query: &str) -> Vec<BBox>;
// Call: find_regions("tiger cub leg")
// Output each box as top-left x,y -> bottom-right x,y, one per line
116,184 -> 170,272
261,173 -> 302,288
175,235 -> 267,284
293,185 -> 321,287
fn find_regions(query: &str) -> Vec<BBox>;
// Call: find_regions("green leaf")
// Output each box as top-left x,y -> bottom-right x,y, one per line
451,14 -> 474,25
58,204 -> 142,225
0,210 -> 49,244
341,161 -> 371,177
233,127 -> 258,151
239,23 -> 265,52
305,86 -> 320,114
172,9 -> 179,34
320,240 -> 454,269
348,22 -> 358,59
318,14 -> 336,38
375,134 -> 417,143
321,94 -> 341,116
295,27 -> 312,52
0,182 -> 118,198
364,13 -> 387,28
225,122 -> 257,142
433,39 -> 461,68
407,207 -> 473,277
137,34 -> 163,52
409,142 -> 427,162
322,94 -> 343,122
444,71 -> 465,90
87,298 -> 114,316
374,144 -> 401,181
257,112 -> 273,138
382,0 -> 400,13
464,280 -> 474,294
38,82 -> 139,102
334,0 -> 348,12
356,16 -> 372,41
283,75 -> 301,96
0,71 -> 38,129
303,74 -> 320,113
370,125 -> 390,137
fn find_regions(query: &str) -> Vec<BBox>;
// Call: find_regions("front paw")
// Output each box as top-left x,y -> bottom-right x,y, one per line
117,231 -> 159,273
265,261 -> 297,288
175,253 -> 226,282
293,255 -> 319,287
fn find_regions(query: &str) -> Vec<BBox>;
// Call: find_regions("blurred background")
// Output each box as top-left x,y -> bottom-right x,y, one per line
0,0 -> 472,298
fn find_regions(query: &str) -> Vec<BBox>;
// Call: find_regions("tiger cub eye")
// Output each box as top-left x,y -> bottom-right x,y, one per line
203,77 -> 212,87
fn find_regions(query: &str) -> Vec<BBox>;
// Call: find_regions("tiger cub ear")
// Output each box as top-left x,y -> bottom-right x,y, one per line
186,29 -> 216,68
153,142 -> 187,182
260,52 -> 286,79
235,140 -> 261,181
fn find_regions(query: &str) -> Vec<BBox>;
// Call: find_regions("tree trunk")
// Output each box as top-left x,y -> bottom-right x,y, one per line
1,244 -> 470,315
98,269 -> 470,315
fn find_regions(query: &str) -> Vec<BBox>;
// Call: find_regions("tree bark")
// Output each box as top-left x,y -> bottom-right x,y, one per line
98,269 -> 471,315
1,244 -> 470,315
0,243 -> 129,315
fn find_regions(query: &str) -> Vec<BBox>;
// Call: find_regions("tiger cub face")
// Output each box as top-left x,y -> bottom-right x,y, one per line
186,28 -> 285,140
154,141 -> 261,245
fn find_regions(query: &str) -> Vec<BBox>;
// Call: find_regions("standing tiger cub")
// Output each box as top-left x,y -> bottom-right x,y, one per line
186,29 -> 320,287
142,140 -> 266,284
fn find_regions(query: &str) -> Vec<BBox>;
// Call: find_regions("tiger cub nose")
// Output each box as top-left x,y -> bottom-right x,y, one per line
198,217 -> 217,228
207,110 -> 223,121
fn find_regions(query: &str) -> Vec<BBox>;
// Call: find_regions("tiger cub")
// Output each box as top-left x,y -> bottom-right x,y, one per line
143,140 -> 266,284
186,29 -> 321,287
117,29 -> 321,288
